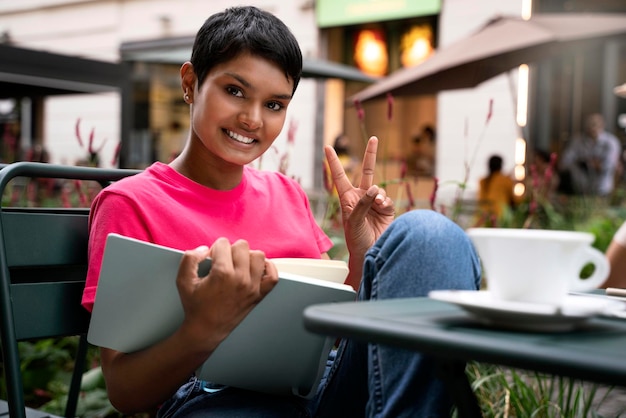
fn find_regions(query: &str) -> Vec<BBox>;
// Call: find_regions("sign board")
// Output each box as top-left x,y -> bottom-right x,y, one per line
317,0 -> 441,28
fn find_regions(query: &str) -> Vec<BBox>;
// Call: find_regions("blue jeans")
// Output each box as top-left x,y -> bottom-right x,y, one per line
157,210 -> 481,418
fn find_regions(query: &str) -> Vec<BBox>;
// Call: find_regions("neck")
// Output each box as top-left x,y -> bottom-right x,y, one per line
170,149 -> 244,190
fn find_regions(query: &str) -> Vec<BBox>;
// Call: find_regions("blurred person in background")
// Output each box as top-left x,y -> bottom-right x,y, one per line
477,154 -> 518,223
405,125 -> 436,178
559,113 -> 621,196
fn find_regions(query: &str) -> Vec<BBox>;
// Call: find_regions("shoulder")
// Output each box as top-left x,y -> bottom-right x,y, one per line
604,131 -> 621,146
94,162 -> 171,203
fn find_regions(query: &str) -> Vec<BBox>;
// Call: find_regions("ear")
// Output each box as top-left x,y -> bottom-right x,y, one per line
180,62 -> 196,102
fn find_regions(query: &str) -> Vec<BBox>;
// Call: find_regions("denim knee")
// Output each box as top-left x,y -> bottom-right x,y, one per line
361,209 -> 481,300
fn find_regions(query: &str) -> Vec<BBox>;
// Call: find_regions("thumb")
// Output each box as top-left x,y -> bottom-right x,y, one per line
176,245 -> 210,295
349,185 -> 378,222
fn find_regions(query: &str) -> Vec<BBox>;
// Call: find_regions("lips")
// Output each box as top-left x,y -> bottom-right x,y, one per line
225,129 -> 256,144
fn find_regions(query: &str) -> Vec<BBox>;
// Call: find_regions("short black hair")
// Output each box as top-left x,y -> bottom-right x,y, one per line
488,155 -> 503,173
190,6 -> 303,94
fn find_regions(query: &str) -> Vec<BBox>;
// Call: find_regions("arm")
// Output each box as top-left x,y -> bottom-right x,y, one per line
101,239 -> 278,413
603,221 -> 626,289
600,134 -> 621,173
559,138 -> 579,171
325,136 -> 395,290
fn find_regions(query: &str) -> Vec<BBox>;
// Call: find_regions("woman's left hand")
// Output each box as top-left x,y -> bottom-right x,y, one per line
325,136 -> 395,262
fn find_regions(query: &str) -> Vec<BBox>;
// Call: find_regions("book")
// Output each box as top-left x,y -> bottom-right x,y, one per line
88,233 -> 356,398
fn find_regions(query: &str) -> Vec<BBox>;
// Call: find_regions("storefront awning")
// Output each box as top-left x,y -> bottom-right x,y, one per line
0,44 -> 130,98
120,36 -> 377,83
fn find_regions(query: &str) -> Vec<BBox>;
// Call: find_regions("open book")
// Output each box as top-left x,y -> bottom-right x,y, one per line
87,233 -> 356,398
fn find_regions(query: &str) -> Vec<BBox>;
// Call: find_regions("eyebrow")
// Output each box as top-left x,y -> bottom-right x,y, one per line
225,72 -> 293,100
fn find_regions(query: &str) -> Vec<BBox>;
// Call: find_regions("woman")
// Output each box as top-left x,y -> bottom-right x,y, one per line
82,6 -> 480,417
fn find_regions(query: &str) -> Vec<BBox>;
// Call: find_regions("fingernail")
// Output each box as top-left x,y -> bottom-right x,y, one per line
196,245 -> 209,252
366,186 -> 377,197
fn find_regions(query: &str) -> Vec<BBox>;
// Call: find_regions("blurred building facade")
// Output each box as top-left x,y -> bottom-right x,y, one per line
0,0 -> 625,201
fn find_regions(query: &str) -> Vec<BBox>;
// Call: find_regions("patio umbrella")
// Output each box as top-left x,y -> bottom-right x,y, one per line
350,13 -> 626,102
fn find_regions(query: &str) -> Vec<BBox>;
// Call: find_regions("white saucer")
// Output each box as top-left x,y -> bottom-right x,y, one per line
428,290 -> 625,332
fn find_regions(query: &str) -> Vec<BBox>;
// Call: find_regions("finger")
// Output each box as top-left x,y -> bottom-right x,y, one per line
349,185 -> 379,222
372,187 -> 389,206
324,145 -> 353,197
358,137 -> 379,190
208,237 -> 234,276
249,250 -> 267,283
176,245 -> 210,295
230,239 -> 251,282
260,260 -> 279,297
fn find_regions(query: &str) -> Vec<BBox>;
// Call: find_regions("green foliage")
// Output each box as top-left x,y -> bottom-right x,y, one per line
3,156 -> 625,417
40,366 -> 119,418
457,363 -> 625,418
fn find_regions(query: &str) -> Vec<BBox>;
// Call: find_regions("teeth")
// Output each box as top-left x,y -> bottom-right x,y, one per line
226,130 -> 255,144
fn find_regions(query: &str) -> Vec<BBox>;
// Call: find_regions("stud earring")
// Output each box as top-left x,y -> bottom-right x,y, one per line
184,89 -> 190,102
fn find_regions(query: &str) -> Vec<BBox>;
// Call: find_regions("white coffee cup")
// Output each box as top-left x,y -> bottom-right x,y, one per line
466,228 -> 610,305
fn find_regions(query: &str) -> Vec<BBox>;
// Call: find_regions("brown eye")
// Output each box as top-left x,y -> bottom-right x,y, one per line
226,86 -> 244,97
266,101 -> 283,111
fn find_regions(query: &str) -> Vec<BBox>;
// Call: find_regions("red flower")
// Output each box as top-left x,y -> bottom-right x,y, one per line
404,182 -> 415,212
399,160 -> 407,179
486,98 -> 494,124
111,141 -> 121,166
75,118 -> 84,147
354,99 -> 365,121
287,119 -> 298,145
74,180 -> 88,207
429,177 -> 439,210
88,128 -> 95,154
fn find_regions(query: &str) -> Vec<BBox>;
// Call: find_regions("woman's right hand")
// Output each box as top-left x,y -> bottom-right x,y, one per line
176,238 -> 279,353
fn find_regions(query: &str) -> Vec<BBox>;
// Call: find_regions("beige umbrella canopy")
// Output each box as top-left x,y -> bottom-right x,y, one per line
351,13 -> 626,102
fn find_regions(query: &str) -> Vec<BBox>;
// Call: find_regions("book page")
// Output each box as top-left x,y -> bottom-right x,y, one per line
271,258 -> 349,284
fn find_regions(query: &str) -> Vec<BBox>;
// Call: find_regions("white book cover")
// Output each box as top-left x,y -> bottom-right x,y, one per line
88,233 -> 356,398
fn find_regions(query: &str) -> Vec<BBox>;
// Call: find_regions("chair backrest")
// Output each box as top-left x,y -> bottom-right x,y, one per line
0,162 -> 140,418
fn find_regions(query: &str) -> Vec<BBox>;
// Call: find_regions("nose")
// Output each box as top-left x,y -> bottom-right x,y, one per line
238,104 -> 263,131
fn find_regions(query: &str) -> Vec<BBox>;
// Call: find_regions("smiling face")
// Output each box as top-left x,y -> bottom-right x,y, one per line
180,52 -> 294,175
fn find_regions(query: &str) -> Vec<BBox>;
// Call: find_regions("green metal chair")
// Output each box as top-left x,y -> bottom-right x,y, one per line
0,162 -> 139,418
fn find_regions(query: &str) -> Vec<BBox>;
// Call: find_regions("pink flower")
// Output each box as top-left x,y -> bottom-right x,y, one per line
111,142 -> 121,166
530,164 -> 539,189
549,152 -> 557,165
61,187 -> 71,208
429,177 -> 439,210
486,99 -> 494,124
399,160 -> 407,179
88,128 -> 95,154
75,118 -> 84,147
404,182 -> 415,212
287,119 -> 298,145
354,99 -> 365,121
74,180 -> 88,207
278,153 -> 289,175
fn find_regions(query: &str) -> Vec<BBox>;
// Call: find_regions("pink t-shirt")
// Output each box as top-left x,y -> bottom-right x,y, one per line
82,162 -> 333,312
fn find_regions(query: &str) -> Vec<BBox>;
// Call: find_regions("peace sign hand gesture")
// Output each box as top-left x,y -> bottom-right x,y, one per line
325,136 -> 395,288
